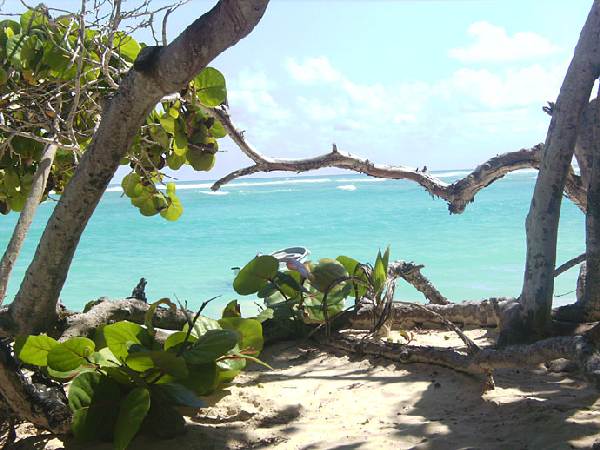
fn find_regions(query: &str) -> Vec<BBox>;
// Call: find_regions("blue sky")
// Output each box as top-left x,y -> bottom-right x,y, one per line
158,0 -> 591,179
5,0 -> 593,179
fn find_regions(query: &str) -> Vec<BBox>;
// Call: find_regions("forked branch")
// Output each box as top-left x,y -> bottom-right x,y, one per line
208,106 -> 586,213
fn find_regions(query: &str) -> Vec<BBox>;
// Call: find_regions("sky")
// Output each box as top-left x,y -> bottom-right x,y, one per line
3,0 -> 593,180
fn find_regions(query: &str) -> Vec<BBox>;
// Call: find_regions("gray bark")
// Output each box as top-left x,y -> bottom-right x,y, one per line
0,144 -> 57,305
7,0 -> 269,336
508,1 -> 600,345
583,95 -> 600,319
389,261 -> 449,305
209,106 -> 588,214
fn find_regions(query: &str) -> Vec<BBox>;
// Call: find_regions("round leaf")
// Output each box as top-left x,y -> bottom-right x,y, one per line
14,334 -> 58,366
194,67 -> 227,107
47,337 -> 95,372
233,255 -> 279,295
114,387 -> 150,450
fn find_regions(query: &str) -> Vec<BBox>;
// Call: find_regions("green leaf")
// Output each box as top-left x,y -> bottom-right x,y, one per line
166,151 -> 186,170
310,259 -> 349,293
14,334 -> 58,366
153,383 -> 205,408
164,331 -> 196,351
144,298 -> 176,337
121,172 -> 143,198
222,300 -> 241,318
142,400 -> 185,439
254,308 -> 274,323
181,362 -> 217,396
114,387 -> 150,450
160,182 -> 183,221
159,115 -> 175,135
218,317 -> 263,355
103,321 -> 152,361
185,315 -> 221,338
113,32 -> 141,62
183,329 -> 239,364
209,119 -> 227,138
233,255 -> 279,295
126,350 -> 189,379
20,8 -> 49,31
194,67 -> 227,107
69,372 -> 121,441
173,124 -> 188,157
373,251 -> 387,294
336,255 -> 368,297
382,246 -> 390,272
47,337 -> 95,372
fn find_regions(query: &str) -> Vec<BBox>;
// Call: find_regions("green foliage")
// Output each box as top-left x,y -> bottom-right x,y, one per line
234,247 -> 393,328
233,255 -> 279,295
16,298 -> 266,449
0,7 -> 229,221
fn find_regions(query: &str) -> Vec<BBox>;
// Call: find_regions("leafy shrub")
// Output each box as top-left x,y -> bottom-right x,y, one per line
233,247 -> 392,329
14,298 -> 268,449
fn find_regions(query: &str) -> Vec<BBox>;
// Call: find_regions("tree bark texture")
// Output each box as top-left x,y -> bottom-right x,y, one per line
0,144 -> 57,305
8,0 -> 270,336
513,1 -> 600,344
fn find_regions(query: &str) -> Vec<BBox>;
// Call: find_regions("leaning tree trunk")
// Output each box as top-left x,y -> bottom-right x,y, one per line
0,144 -> 57,305
5,0 -> 269,336
501,1 -> 600,345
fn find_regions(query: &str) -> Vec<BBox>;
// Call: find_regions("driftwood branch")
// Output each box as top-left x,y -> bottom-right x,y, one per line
0,340 -> 70,435
60,298 -> 188,340
209,106 -> 586,214
325,329 -> 600,389
389,261 -> 449,305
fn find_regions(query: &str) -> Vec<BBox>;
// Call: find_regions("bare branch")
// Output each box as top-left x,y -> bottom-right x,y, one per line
389,261 -> 449,305
555,253 -> 587,277
209,106 -> 586,214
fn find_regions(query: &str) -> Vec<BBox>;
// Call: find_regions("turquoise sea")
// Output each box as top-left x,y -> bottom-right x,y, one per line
0,170 -> 585,318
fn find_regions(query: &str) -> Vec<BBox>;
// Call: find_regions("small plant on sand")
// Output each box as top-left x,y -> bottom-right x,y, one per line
233,247 -> 394,336
14,298 -> 269,449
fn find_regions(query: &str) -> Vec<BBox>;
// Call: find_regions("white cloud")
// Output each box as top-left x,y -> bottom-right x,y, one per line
286,56 -> 342,83
227,70 -> 290,122
449,21 -> 559,63
441,63 -> 565,108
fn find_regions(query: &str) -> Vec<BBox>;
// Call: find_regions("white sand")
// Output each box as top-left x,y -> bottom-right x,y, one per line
9,329 -> 600,449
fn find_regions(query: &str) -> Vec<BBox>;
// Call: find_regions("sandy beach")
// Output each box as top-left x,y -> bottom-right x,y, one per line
10,329 -> 600,450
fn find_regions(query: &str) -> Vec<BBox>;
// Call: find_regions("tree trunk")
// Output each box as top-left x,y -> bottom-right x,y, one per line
5,0 -> 269,336
0,144 -> 57,305
504,1 -> 600,345
583,95 -> 600,319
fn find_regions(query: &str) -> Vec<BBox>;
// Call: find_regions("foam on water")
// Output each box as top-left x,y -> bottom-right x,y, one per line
337,184 -> 357,191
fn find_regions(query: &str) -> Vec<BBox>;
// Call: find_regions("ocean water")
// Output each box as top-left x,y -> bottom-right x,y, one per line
0,170 -> 585,318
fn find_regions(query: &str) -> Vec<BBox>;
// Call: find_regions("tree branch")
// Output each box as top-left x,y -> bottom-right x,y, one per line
209,106 -> 586,214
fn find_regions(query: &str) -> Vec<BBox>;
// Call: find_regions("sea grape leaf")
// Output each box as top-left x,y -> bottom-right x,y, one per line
160,182 -> 183,221
114,387 -> 150,450
144,297 -> 176,337
47,337 -> 95,372
194,67 -> 227,107
68,372 -> 121,441
218,317 -> 263,355
183,329 -> 239,364
14,334 -> 58,366
233,255 -> 279,295
103,321 -> 152,361
310,259 -> 348,293
126,350 -> 188,379
152,383 -> 205,408
222,300 -> 241,318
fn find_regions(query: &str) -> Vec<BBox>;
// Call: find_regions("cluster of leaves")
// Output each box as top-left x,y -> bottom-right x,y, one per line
0,7 -> 229,220
232,248 -> 392,330
120,67 -> 229,220
15,298 -> 268,449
